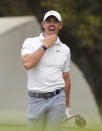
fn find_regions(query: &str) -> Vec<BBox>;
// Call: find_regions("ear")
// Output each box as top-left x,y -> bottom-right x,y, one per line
59,22 -> 63,30
41,22 -> 45,29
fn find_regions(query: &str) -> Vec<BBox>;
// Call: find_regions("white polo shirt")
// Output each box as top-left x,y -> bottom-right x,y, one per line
21,33 -> 71,93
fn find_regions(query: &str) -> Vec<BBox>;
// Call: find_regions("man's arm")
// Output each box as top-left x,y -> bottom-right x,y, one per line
22,34 -> 57,70
22,48 -> 45,70
63,72 -> 71,108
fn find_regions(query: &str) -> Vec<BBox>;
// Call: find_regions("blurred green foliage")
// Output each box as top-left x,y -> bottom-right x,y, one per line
0,0 -> 32,16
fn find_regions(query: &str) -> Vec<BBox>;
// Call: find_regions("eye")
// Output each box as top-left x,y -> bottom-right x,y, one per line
46,20 -> 51,23
46,20 -> 59,24
54,20 -> 59,23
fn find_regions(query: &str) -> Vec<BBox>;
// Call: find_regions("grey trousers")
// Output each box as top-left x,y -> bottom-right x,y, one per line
26,89 -> 66,131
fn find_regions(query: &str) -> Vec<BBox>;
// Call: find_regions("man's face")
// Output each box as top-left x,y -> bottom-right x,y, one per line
42,16 -> 63,35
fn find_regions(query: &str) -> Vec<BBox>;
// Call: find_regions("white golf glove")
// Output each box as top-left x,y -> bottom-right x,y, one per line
65,107 -> 71,119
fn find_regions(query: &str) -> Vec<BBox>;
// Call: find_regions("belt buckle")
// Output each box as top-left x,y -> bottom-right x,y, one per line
43,92 -> 52,99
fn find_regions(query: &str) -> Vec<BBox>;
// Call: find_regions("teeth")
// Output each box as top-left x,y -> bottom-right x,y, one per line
49,26 -> 55,31
49,28 -> 55,31
49,29 -> 55,31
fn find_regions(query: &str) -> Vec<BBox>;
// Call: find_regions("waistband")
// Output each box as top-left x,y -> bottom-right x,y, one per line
28,88 -> 64,99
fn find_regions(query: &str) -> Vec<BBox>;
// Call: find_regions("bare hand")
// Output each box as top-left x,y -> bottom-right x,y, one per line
43,34 -> 57,48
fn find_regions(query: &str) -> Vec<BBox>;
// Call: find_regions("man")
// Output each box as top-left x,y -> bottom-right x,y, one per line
21,10 -> 71,131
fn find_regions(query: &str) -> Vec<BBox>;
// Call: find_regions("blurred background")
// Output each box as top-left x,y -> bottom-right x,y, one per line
0,0 -> 102,130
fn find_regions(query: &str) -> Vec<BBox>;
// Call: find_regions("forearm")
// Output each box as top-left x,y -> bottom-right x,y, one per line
63,72 -> 71,108
64,81 -> 71,108
22,47 -> 45,70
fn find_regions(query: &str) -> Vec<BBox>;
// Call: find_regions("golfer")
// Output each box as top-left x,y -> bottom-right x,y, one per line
21,10 -> 71,131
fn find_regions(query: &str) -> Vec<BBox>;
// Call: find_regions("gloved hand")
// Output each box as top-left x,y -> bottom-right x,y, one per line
65,107 -> 71,119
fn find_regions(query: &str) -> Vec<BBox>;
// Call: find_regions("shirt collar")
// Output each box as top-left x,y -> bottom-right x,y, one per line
39,33 -> 61,45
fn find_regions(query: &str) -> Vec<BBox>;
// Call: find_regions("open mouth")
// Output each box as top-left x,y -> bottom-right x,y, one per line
48,26 -> 55,33
49,28 -> 55,31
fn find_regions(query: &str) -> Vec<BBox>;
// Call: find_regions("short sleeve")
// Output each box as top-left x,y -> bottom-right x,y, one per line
21,38 -> 34,57
62,48 -> 71,72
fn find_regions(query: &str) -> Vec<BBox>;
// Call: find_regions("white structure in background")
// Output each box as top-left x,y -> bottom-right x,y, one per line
0,17 -> 101,128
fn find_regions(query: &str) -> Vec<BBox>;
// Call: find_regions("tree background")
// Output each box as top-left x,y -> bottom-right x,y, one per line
0,0 -> 102,118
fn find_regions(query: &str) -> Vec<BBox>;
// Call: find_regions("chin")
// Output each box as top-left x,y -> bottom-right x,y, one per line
49,32 -> 56,35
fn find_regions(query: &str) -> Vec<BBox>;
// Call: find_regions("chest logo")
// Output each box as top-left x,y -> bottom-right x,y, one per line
56,50 -> 61,52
